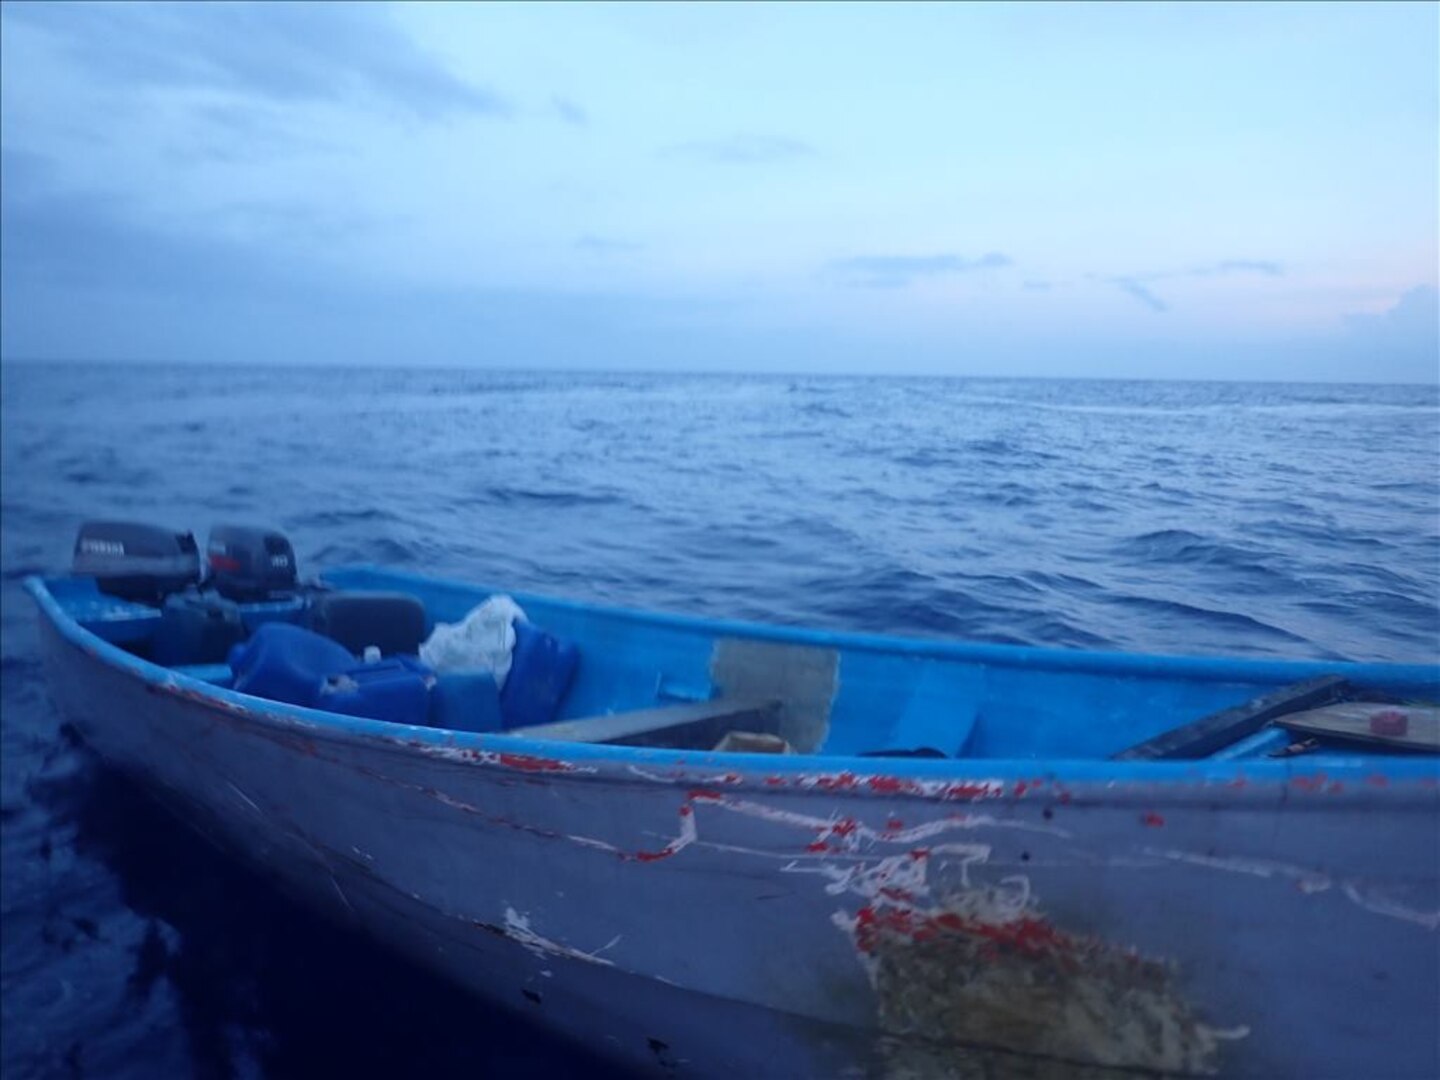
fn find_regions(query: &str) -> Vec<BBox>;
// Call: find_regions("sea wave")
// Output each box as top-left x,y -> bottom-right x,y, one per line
2,364 -> 1437,1078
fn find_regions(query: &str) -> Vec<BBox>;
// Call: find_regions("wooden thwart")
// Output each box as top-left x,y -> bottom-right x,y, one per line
1278,702 -> 1439,754
1111,676 -> 1348,761
506,697 -> 781,750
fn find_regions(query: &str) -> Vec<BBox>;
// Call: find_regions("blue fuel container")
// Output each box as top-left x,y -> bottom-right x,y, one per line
317,656 -> 435,728
230,623 -> 436,726
429,670 -> 505,733
229,623 -> 356,708
500,621 -> 579,729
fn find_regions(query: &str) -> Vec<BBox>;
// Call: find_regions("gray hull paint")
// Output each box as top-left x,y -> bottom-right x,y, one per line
35,614 -> 1440,1079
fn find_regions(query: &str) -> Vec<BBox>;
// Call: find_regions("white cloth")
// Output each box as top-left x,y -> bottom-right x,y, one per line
418,595 -> 527,687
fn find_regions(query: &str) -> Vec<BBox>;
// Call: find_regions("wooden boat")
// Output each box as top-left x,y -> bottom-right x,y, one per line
26,563 -> 1440,1079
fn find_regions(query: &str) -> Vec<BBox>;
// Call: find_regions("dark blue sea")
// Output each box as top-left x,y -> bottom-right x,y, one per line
3,363 -> 1437,1078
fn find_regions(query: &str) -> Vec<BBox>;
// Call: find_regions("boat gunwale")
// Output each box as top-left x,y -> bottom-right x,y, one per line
326,565 -> 1440,684
26,573 -> 1440,798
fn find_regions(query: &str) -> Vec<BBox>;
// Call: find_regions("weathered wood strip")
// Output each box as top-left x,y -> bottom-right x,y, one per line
1112,676 -> 1348,760
505,697 -> 780,749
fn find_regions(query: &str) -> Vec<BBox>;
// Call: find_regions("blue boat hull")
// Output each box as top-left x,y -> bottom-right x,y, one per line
28,569 -> 1440,1078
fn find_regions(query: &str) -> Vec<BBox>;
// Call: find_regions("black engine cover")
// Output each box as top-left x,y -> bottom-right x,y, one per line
72,521 -> 201,602
207,525 -> 298,601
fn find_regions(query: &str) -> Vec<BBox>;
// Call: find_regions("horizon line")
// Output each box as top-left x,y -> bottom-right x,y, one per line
2,355 -> 1437,389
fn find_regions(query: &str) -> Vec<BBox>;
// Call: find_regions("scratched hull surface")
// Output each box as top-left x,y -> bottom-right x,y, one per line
29,573 -> 1440,1079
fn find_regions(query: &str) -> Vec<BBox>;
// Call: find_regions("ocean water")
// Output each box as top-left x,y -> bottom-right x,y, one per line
2,362 -> 1437,1077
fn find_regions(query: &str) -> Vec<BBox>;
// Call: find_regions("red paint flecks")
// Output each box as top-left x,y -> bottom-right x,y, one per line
496,753 -> 576,773
763,775 -> 787,787
940,781 -> 1003,802
813,771 -> 860,791
630,798 -> 701,862
885,817 -> 905,832
973,915 -> 1073,956
1290,773 -> 1328,793
866,775 -> 911,795
686,788 -> 724,801
806,816 -> 860,854
1013,780 -> 1030,796
852,903 -> 1074,960
852,903 -> 913,951
1140,811 -> 1166,828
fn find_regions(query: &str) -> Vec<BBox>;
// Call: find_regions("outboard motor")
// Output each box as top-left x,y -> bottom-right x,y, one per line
72,521 -> 202,602
207,525 -> 298,602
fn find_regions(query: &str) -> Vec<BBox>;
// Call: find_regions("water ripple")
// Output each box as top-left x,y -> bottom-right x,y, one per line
2,364 -> 1437,1078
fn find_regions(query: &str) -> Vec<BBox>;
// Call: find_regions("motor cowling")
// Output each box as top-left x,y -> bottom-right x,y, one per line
207,525 -> 298,602
72,521 -> 202,602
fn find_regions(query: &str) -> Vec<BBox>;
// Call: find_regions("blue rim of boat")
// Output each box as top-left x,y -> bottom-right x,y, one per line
26,570 -> 1440,795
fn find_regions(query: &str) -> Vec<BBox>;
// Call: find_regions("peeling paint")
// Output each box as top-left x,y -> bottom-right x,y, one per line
1338,883 -> 1440,930
854,903 -> 1242,1075
785,772 -> 1010,802
224,779 -> 261,814
631,801 -> 700,863
413,743 -> 598,774
818,846 -> 1245,1075
1145,848 -> 1440,930
502,907 -> 619,966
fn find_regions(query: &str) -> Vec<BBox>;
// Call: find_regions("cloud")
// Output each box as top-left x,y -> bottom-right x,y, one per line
663,134 -> 816,164
162,102 -> 346,165
1345,284 -> 1439,344
830,252 -> 1012,288
4,1 -> 508,120
0,147 -> 389,295
1102,258 -> 1284,311
576,234 -> 642,254
1203,259 -> 1284,277
1,171 -> 276,301
1108,277 -> 1169,313
1022,279 -> 1055,291
552,96 -> 589,126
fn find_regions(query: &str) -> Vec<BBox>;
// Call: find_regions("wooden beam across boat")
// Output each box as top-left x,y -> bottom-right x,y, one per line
1278,702 -> 1440,753
1111,675 -> 1348,760
504,696 -> 781,749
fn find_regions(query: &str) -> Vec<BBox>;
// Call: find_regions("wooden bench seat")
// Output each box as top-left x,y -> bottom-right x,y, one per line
504,697 -> 781,750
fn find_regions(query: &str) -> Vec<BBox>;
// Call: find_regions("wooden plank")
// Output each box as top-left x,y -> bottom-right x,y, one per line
505,697 -> 781,750
1111,676 -> 1348,761
1279,702 -> 1439,753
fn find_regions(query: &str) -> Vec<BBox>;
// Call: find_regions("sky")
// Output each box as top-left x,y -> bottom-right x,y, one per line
0,1 -> 1436,380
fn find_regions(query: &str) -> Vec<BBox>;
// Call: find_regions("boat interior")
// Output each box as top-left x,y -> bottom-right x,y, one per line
42,564 -> 1439,765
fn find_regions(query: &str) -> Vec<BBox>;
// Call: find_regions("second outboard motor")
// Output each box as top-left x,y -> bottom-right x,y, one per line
72,521 -> 201,602
207,525 -> 298,602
